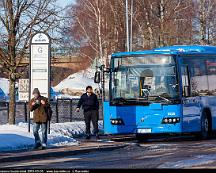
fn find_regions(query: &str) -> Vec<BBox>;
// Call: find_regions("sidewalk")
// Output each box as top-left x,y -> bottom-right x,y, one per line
0,140 -> 126,163
0,122 -> 103,152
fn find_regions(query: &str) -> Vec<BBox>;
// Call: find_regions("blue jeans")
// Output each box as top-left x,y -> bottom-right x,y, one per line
33,123 -> 48,146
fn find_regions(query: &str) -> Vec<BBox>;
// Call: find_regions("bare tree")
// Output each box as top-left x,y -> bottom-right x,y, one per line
68,0 -> 216,66
0,0 -> 62,124
68,0 -> 126,67
194,0 -> 216,44
132,0 -> 193,49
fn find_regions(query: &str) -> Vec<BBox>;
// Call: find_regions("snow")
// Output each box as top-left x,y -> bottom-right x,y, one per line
56,93 -> 81,99
0,121 -> 103,152
1,67 -> 99,98
53,68 -> 99,93
0,78 -> 9,95
158,154 -> 216,168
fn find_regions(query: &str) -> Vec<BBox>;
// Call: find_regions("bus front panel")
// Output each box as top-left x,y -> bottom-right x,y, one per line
104,102 -> 182,135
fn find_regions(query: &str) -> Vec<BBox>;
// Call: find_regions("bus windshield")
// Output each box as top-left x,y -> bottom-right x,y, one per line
111,55 -> 180,104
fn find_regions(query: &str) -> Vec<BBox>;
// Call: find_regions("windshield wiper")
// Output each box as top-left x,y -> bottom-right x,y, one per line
113,97 -> 127,103
113,97 -> 152,104
156,95 -> 172,103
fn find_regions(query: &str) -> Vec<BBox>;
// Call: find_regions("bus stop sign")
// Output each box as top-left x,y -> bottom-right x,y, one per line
29,32 -> 51,118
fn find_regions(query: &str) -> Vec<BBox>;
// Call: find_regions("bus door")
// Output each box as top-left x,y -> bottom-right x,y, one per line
181,65 -> 201,132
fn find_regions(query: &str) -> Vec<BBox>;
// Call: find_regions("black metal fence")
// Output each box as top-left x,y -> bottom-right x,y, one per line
0,99 -> 103,124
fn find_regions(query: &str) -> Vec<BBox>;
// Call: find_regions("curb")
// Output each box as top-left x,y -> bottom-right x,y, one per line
0,144 -> 127,163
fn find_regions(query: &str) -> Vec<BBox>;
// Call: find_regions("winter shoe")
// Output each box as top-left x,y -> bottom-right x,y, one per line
96,134 -> 100,140
41,146 -> 46,150
34,143 -> 42,149
41,143 -> 47,150
86,135 -> 91,139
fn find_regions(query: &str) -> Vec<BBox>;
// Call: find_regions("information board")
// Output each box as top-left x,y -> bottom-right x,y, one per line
18,79 -> 29,101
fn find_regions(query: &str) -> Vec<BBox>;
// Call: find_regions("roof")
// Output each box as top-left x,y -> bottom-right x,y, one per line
112,45 -> 216,57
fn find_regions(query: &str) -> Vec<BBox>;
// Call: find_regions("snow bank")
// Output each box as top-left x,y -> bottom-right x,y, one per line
53,68 -> 99,93
0,121 -> 103,152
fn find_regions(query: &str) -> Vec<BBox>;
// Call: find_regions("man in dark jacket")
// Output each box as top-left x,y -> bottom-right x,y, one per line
29,88 -> 50,149
76,86 -> 99,139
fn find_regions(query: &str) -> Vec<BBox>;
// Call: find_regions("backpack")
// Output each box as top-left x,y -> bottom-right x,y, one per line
46,105 -> 53,121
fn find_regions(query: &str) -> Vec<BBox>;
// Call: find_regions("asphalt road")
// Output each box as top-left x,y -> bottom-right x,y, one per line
2,137 -> 216,169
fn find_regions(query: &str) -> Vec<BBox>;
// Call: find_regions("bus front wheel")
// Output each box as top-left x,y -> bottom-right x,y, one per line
199,111 -> 211,140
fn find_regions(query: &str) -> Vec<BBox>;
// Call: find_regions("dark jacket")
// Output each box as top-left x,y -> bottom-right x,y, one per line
77,93 -> 99,112
29,95 -> 49,123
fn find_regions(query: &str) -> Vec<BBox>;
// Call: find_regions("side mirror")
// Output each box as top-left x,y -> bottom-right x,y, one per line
94,71 -> 101,83
184,86 -> 190,97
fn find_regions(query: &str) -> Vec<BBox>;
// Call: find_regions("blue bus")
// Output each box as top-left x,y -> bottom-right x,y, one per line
102,45 -> 216,140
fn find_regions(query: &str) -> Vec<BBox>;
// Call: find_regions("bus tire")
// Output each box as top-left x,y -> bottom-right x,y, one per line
200,111 -> 210,140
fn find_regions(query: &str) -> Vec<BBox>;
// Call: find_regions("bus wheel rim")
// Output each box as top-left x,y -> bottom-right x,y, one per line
204,118 -> 208,132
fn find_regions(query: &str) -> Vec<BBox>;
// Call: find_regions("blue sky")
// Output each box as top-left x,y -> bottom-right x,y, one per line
56,0 -> 75,7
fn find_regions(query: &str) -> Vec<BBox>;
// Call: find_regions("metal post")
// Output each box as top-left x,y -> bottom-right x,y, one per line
130,0 -> 133,51
28,110 -> 31,133
99,65 -> 106,125
24,101 -> 27,122
56,99 -> 59,123
70,99 -> 73,122
6,102 -> 9,122
101,65 -> 105,102
125,0 -> 130,52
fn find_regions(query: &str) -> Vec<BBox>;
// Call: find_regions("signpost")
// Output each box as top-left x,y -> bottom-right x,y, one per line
18,79 -> 29,101
29,32 -> 51,132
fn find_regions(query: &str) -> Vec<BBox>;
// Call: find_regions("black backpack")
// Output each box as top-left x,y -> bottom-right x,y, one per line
46,105 -> 53,121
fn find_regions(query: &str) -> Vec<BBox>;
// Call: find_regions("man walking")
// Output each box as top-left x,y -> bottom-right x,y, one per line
29,88 -> 50,149
76,86 -> 100,139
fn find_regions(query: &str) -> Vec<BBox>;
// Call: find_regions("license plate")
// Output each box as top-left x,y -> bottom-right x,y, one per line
137,128 -> 152,134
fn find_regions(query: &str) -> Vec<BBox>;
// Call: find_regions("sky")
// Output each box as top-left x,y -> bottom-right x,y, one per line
56,0 -> 75,8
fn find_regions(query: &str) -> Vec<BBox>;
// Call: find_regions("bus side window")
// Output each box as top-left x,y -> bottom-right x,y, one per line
181,66 -> 190,97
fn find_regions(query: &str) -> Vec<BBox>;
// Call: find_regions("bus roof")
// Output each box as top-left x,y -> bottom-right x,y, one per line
112,45 -> 216,57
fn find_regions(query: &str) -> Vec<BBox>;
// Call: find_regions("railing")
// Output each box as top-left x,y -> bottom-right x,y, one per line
0,98 -> 103,125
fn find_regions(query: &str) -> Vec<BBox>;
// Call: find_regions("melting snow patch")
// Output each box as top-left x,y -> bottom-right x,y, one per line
140,143 -> 178,151
158,154 -> 216,168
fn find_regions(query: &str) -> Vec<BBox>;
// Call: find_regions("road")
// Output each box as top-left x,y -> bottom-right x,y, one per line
1,137 -> 216,169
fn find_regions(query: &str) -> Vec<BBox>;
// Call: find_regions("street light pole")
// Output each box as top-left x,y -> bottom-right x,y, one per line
125,0 -> 130,52
130,0 -> 133,52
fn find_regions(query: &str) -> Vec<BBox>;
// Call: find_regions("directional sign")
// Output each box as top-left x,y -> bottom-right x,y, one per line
30,33 -> 51,119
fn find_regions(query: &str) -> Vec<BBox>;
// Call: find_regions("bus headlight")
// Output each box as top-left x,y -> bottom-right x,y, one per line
110,118 -> 125,125
162,117 -> 180,124
164,118 -> 168,123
